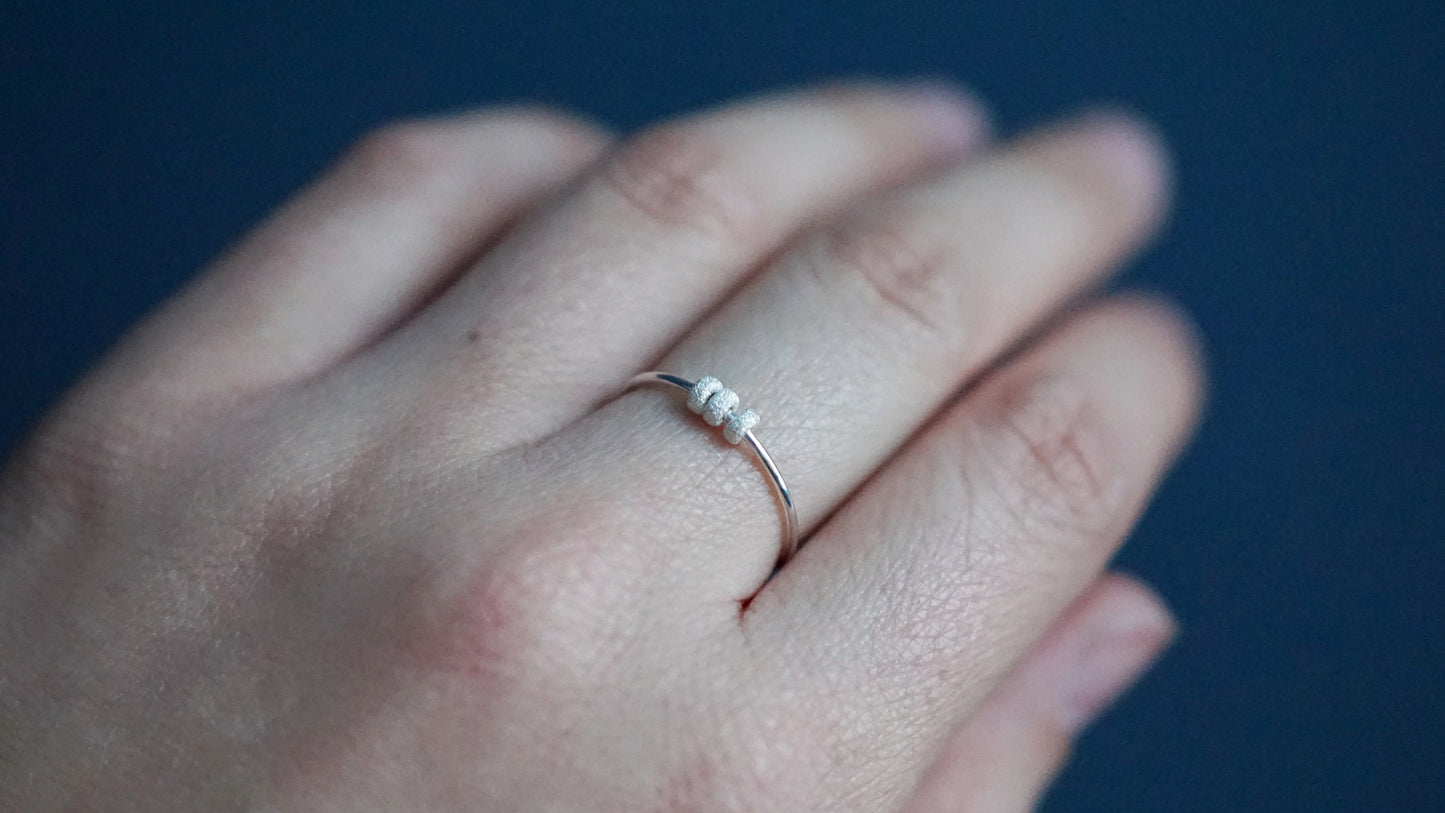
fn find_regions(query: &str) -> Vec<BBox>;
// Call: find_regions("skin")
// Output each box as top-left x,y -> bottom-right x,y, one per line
0,82 -> 1202,811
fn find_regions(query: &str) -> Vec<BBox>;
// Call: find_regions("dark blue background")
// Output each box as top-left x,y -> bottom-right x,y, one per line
3,1 -> 1442,809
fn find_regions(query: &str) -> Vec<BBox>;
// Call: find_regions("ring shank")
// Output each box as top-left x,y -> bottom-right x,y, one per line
626,371 -> 800,565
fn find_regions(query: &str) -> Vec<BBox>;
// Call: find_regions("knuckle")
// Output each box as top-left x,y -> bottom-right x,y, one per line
11,398 -> 175,525
980,374 -> 1121,539
601,124 -> 759,243
813,212 -> 955,336
411,498 -> 647,686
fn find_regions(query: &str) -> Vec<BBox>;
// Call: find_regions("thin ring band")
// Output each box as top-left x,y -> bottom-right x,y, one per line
626,371 -> 800,566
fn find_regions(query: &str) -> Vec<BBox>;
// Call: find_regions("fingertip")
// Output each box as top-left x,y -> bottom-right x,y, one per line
1100,292 -> 1210,439
1068,108 -> 1174,227
1053,573 -> 1177,735
1090,572 -> 1179,643
1062,294 -> 1207,464
474,104 -> 618,161
904,573 -> 1175,812
896,79 -> 994,155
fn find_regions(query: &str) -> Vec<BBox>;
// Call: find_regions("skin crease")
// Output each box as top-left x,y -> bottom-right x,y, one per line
0,82 -> 1201,812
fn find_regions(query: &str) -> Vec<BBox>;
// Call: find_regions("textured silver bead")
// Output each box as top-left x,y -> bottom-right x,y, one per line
703,388 -> 740,426
625,371 -> 799,566
723,408 -> 759,445
687,376 -> 723,414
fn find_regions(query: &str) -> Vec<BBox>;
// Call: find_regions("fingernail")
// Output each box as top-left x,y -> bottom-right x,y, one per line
899,80 -> 990,155
1068,108 -> 1172,217
1055,588 -> 1176,734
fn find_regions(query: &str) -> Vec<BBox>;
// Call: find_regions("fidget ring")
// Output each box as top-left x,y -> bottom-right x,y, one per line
626,372 -> 799,565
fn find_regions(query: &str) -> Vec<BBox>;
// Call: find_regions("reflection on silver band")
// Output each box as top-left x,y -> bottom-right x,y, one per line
626,371 -> 799,566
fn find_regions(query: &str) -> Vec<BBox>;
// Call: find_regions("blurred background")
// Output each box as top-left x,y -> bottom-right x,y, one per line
3,1 -> 1441,808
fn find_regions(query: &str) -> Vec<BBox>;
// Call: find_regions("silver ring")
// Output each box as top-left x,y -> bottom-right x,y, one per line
626,371 -> 799,566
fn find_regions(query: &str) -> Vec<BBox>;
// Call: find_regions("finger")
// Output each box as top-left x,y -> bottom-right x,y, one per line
904,574 -> 1176,813
371,82 -> 988,447
746,298 -> 1204,809
97,108 -> 611,407
572,111 -> 1170,587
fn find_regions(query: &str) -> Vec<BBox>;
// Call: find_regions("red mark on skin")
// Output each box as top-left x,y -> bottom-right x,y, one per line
397,520 -> 578,686
659,737 -> 726,813
401,563 -> 525,683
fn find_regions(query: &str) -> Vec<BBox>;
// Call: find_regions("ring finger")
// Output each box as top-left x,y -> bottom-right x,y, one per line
564,110 -> 1172,589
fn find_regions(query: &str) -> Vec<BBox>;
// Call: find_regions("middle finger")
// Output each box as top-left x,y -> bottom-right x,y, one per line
363,82 -> 986,451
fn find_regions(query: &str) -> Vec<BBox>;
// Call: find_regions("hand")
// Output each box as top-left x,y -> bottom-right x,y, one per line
0,82 -> 1202,811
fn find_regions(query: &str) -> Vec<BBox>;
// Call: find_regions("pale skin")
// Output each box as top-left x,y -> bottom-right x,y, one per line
0,82 -> 1203,811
